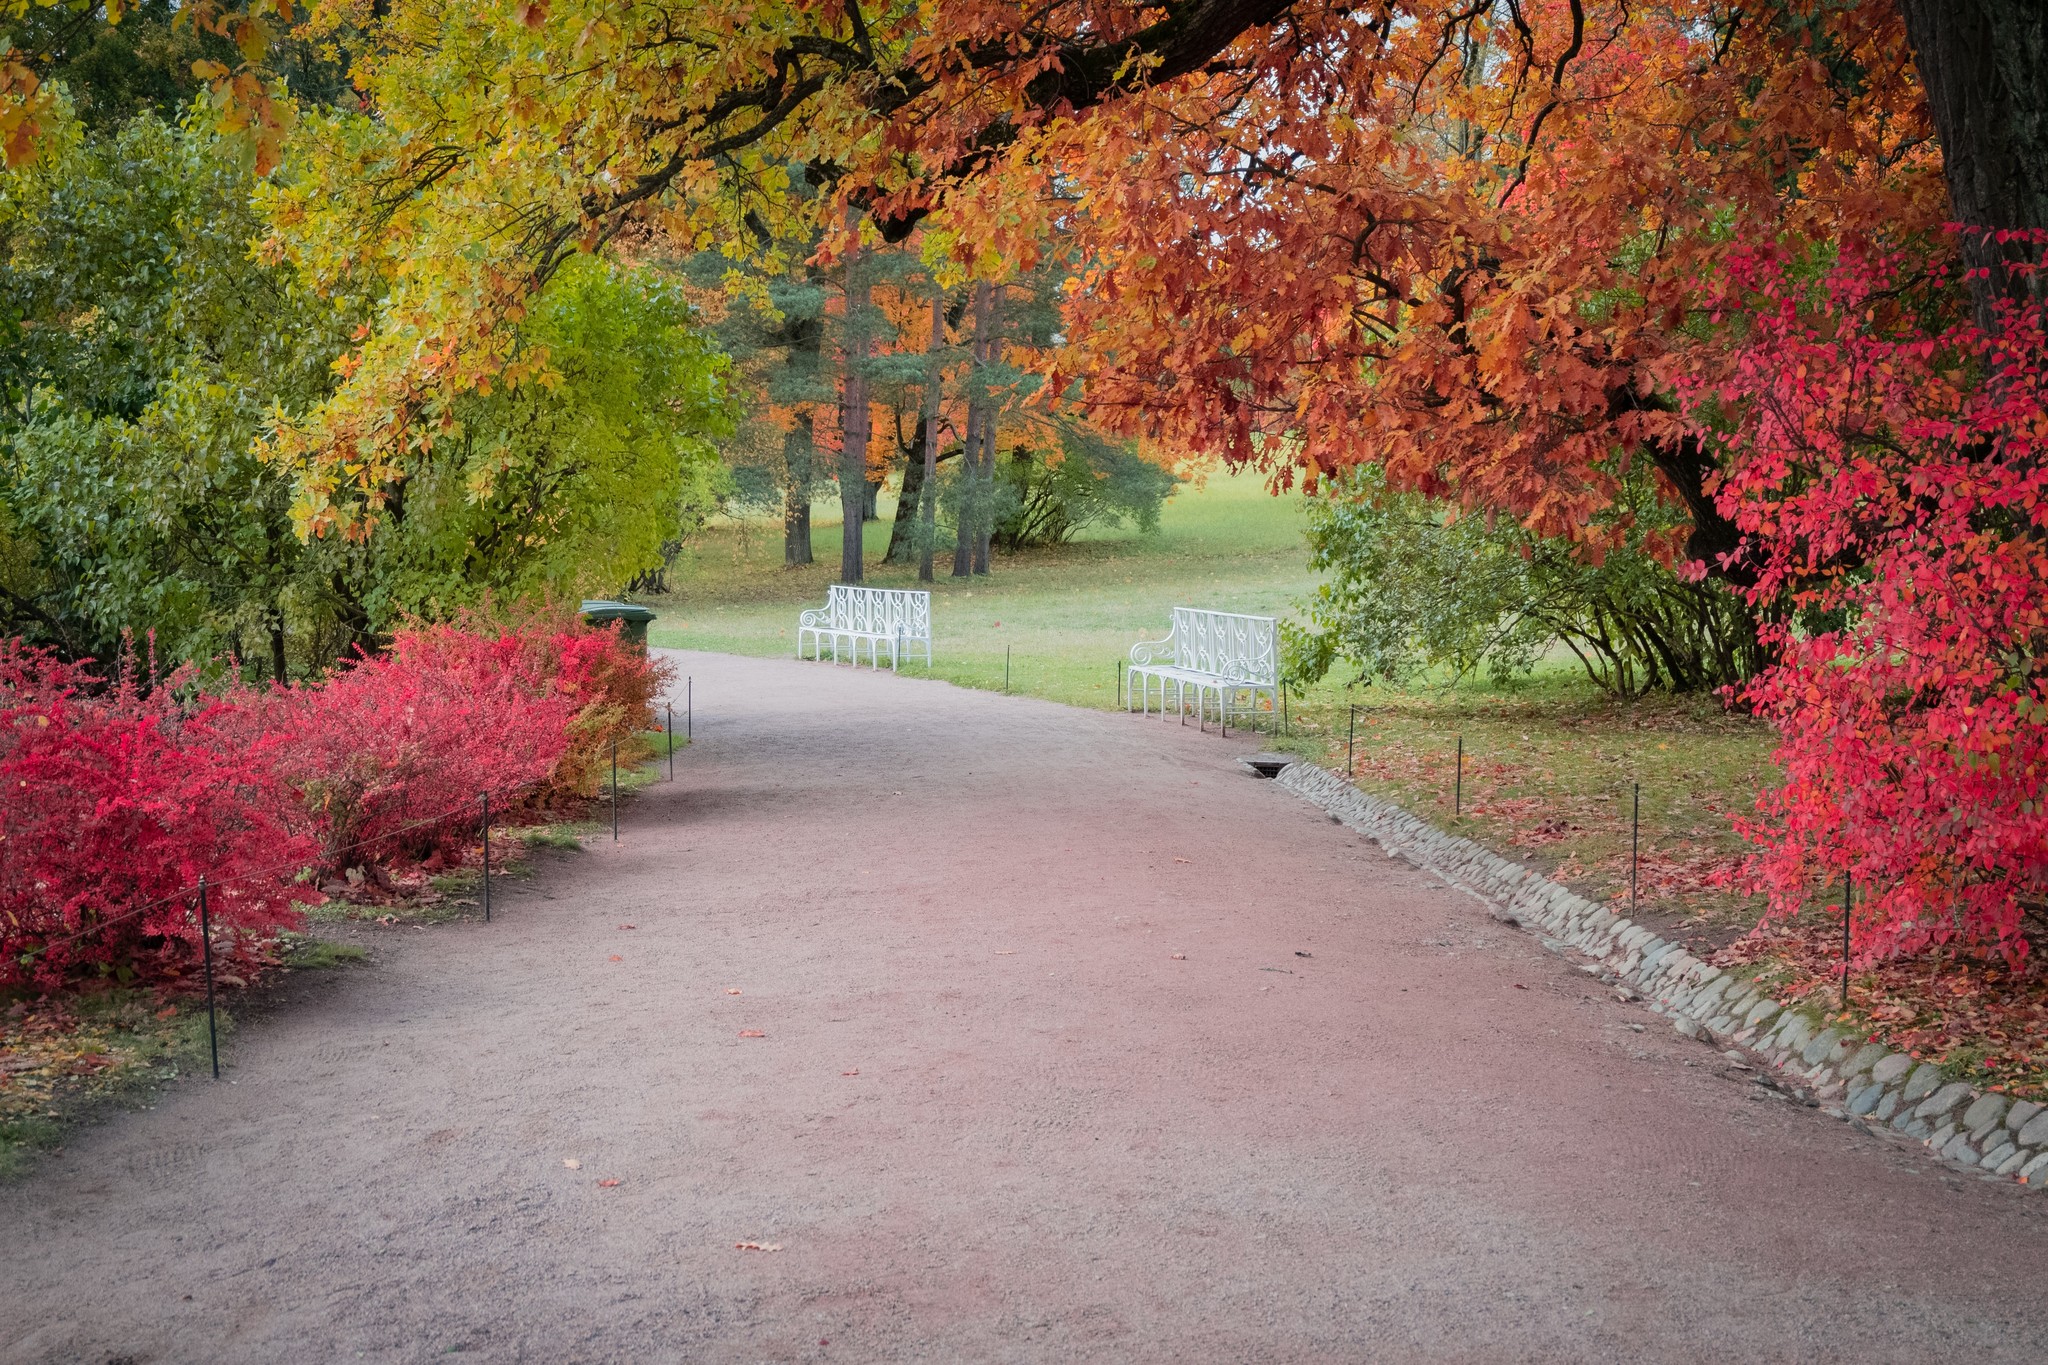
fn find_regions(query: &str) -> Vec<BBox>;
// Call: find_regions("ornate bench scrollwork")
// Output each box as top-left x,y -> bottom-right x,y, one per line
797,585 -> 933,672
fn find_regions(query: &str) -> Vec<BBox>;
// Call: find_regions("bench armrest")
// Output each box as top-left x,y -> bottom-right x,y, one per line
1129,632 -> 1174,666
798,608 -> 833,628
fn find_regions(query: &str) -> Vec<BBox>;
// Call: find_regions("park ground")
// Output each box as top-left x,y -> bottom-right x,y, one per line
9,472 -> 2045,1184
4,650 -> 2048,1363
649,471 -> 2048,1102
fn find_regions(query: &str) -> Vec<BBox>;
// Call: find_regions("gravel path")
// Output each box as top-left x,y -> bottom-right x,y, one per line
6,649 -> 2048,1363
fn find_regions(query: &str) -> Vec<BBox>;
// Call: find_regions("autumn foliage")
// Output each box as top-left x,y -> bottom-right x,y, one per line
0,643 -> 312,992
1699,235 -> 2048,968
0,613 -> 659,992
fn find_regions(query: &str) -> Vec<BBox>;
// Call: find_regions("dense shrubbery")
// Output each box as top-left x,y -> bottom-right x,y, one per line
0,643 -> 312,991
1699,240 -> 2048,968
0,614 -> 659,992
986,425 -> 1179,550
1287,464 -> 1763,698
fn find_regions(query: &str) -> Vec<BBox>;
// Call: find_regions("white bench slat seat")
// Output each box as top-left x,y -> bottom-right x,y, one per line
797,585 -> 932,672
1127,607 -> 1279,725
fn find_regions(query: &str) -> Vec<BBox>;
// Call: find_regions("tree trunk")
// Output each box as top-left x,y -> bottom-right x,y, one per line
268,606 -> 288,684
839,213 -> 871,584
954,281 -> 997,578
782,417 -> 814,567
918,292 -> 944,583
1899,1 -> 2048,327
886,414 -> 928,564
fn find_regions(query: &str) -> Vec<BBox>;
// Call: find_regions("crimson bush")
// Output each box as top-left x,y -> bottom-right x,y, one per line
1,612 -> 662,992
0,644 -> 314,992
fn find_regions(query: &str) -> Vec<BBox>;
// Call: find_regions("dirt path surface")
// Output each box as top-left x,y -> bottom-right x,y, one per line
7,649 -> 2048,1363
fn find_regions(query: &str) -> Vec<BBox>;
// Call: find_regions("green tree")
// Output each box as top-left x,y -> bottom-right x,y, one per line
1,100 -> 731,672
367,253 -> 733,619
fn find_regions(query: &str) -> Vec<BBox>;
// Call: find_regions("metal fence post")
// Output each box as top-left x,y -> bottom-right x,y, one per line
1630,782 -> 1640,913
686,676 -> 692,740
1842,873 -> 1853,1011
481,792 -> 491,923
199,876 -> 219,1080
667,703 -> 675,782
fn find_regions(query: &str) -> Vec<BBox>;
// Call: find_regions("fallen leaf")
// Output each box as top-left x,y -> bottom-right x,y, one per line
563,1158 -> 581,1170
617,923 -> 637,930
734,1242 -> 783,1252
842,1068 -> 859,1076
597,1178 -> 623,1188
1294,951 -> 1313,958
1170,953 -> 1186,960
155,1006 -> 178,1020
1173,857 -> 1191,864
725,988 -> 742,995
995,950 -> 1016,956
1513,983 -> 1529,990
609,955 -> 623,962
738,1030 -> 765,1038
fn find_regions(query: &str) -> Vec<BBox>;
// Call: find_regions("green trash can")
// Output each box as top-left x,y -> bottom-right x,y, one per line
580,599 -> 656,650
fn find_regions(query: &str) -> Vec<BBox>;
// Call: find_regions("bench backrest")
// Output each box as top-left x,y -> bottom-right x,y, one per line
827,584 -> 931,638
1173,607 -> 1278,683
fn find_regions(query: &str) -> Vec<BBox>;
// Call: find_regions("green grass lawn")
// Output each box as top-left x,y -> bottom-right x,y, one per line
646,467 -> 1314,707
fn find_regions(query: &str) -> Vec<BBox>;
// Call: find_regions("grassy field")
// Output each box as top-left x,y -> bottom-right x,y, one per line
647,468 -> 1315,705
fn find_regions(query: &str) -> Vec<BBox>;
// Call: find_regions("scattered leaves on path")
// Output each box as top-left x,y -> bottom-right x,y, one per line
563,1158 -> 581,1169
1170,953 -> 1186,960
734,1242 -> 782,1252
841,1068 -> 859,1076
597,1178 -> 622,1188
738,1030 -> 765,1038
608,955 -> 623,962
725,988 -> 742,995
617,924 -> 637,930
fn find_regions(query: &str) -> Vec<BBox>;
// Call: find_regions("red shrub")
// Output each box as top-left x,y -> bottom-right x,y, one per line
0,612 -> 660,991
0,643 -> 315,992
1695,235 -> 2048,967
237,646 -> 577,875
388,605 -> 665,799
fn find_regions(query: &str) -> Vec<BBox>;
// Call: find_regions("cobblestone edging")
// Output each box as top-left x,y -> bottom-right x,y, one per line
1274,759 -> 2048,1189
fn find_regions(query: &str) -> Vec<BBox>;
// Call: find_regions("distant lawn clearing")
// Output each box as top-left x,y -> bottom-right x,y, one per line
646,467 -> 1313,707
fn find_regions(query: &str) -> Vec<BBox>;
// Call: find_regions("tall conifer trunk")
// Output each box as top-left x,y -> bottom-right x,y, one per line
918,293 -> 944,583
953,281 -> 997,578
838,214 -> 871,584
783,416 -> 814,566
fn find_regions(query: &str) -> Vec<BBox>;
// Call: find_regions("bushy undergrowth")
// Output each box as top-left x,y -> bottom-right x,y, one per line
0,643 -> 312,992
0,611 -> 660,993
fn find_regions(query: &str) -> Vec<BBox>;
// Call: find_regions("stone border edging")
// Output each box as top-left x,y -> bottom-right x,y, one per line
1273,759 -> 2048,1189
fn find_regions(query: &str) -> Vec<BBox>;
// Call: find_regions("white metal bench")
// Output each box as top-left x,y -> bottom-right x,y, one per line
1128,607 -> 1279,726
797,585 -> 932,672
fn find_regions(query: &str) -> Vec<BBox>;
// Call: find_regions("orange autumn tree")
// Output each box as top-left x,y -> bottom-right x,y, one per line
141,1 -> 2048,963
